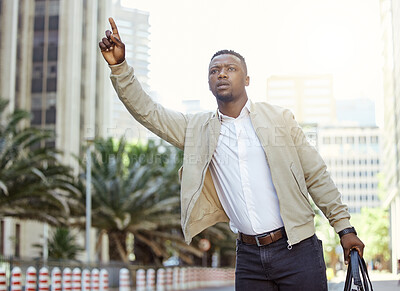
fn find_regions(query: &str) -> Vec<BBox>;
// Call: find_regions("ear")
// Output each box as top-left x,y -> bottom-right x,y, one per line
245,76 -> 250,86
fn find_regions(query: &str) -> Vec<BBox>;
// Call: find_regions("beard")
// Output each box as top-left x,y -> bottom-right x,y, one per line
215,91 -> 234,102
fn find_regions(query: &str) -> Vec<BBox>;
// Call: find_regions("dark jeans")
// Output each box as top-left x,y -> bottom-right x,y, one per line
235,230 -> 327,291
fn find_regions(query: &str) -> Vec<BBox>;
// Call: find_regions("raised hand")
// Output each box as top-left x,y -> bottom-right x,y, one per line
99,17 -> 125,65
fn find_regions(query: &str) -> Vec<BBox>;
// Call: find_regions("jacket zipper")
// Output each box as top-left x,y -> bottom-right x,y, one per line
184,118 -> 220,227
184,158 -> 212,224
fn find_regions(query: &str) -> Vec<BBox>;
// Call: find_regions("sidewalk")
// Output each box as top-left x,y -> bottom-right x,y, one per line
328,270 -> 400,291
189,271 -> 400,291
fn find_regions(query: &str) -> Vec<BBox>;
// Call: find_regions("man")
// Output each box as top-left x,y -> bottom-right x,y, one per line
99,17 -> 364,290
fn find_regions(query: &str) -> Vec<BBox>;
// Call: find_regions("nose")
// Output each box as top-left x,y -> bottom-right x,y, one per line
218,68 -> 228,79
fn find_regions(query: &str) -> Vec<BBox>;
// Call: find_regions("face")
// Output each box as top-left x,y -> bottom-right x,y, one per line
208,54 -> 249,103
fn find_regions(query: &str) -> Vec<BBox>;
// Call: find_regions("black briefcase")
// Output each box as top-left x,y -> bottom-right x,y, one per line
344,249 -> 374,291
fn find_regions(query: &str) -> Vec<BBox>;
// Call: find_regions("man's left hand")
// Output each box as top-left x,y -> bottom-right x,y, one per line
340,233 -> 365,265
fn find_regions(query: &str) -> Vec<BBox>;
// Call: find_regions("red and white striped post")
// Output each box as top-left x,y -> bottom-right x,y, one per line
135,269 -> 145,291
209,268 -> 218,287
179,268 -> 187,290
62,268 -> 72,291
51,267 -> 62,291
119,268 -> 130,291
81,269 -> 91,291
156,268 -> 165,291
146,269 -> 155,291
25,267 -> 37,291
11,267 -> 22,291
187,268 -> 194,289
228,268 -> 235,284
172,268 -> 179,290
197,268 -> 204,288
165,268 -> 173,290
193,268 -> 200,288
0,268 -> 7,291
99,269 -> 108,291
201,269 -> 207,288
71,268 -> 81,291
91,269 -> 99,291
38,267 -> 49,291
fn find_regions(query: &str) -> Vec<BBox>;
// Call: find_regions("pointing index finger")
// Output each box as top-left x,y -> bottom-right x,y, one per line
108,17 -> 120,39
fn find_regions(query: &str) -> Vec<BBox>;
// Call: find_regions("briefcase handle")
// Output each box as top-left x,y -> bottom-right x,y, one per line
344,249 -> 374,291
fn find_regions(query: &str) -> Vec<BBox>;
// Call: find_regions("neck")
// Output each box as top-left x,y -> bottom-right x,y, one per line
217,97 -> 248,118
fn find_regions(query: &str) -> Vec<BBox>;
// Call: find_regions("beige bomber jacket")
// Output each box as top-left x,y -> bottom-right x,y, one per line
110,61 -> 352,246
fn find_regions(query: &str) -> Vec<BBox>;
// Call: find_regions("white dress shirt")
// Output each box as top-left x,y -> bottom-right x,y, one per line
209,100 -> 284,235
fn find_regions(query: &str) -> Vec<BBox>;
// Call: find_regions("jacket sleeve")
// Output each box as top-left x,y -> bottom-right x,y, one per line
284,109 -> 352,233
109,61 -> 188,150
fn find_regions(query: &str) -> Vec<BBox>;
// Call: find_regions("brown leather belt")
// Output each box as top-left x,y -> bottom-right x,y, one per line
238,228 -> 284,247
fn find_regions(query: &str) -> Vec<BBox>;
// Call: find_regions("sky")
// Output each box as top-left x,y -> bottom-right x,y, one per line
119,0 -> 383,125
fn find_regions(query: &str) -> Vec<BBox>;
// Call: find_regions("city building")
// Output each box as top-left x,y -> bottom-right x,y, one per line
380,0 -> 400,273
266,74 -> 335,125
0,0 -> 151,260
318,126 -> 382,214
266,75 -> 381,214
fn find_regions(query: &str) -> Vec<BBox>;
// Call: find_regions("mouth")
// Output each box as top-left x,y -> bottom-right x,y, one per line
217,81 -> 230,90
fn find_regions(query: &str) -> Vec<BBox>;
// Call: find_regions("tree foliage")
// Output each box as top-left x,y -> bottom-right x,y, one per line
315,206 -> 391,271
351,208 -> 390,262
73,137 -> 202,265
33,227 -> 84,260
0,99 -> 77,225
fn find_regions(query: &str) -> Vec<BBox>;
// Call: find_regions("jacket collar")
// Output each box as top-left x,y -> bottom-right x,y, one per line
215,99 -> 253,122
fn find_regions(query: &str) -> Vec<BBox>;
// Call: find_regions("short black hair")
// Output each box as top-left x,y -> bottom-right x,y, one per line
211,50 -> 247,74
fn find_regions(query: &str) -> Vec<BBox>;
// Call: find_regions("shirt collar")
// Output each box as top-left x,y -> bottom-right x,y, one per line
218,99 -> 251,122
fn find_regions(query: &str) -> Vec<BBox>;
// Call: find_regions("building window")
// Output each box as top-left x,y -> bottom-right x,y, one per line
32,79 -> 43,93
33,47 -> 44,62
34,16 -> 45,31
48,46 -> 58,61
335,137 -> 343,144
347,136 -> 355,144
323,137 -> 331,144
0,220 -> 3,255
32,109 -> 42,125
49,15 -> 59,30
15,224 -> 20,257
46,78 -> 57,92
46,106 -> 56,123
370,136 -> 379,144
359,136 -> 367,144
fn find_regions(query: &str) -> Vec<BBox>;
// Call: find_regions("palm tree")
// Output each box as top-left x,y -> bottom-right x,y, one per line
33,227 -> 84,260
74,137 -> 202,265
0,99 -> 77,225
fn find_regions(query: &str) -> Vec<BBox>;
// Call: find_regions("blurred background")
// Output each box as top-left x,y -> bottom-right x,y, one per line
0,0 -> 399,284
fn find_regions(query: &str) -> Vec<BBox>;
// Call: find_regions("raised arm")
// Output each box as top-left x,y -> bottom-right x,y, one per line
99,18 -> 188,149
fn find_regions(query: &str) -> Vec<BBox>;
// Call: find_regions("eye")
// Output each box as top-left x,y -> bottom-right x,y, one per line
228,67 -> 236,71
210,69 -> 218,74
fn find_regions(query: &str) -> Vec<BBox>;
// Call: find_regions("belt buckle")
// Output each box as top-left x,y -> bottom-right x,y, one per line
254,233 -> 268,247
